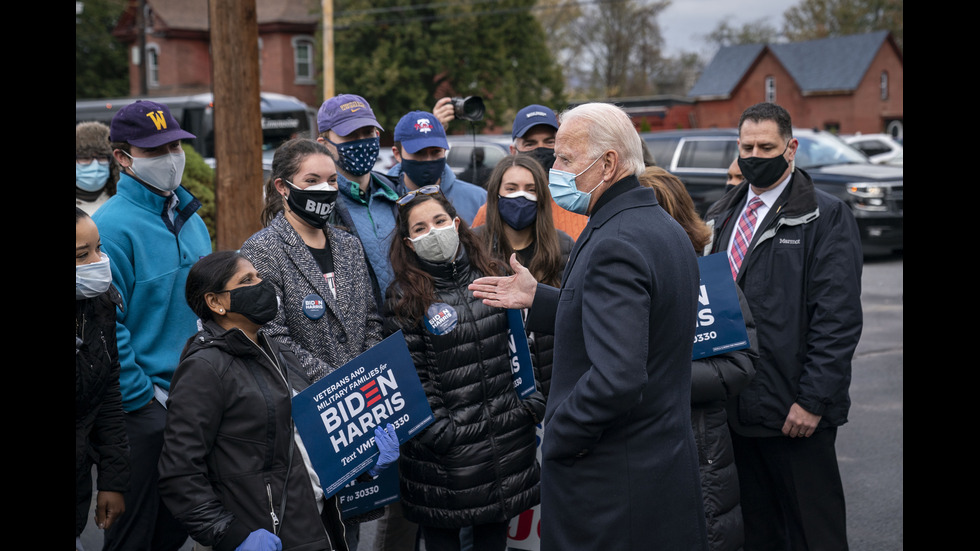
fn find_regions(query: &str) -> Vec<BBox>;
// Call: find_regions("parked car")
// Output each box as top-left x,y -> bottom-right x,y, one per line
842,133 -> 904,166
641,128 -> 903,255
445,135 -> 512,177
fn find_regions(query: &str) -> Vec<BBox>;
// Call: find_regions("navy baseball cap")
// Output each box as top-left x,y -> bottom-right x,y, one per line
109,100 -> 195,148
317,94 -> 383,136
512,104 -> 558,139
394,111 -> 448,153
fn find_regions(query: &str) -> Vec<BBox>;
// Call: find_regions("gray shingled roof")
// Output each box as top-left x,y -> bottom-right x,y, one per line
147,0 -> 319,32
687,43 -> 765,99
688,31 -> 891,99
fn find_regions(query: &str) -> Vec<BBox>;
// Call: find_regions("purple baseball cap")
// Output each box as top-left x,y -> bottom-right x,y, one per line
317,94 -> 383,136
394,111 -> 448,153
109,100 -> 196,148
512,104 -> 558,139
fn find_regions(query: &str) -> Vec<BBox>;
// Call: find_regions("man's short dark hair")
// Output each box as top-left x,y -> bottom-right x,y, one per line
738,103 -> 793,140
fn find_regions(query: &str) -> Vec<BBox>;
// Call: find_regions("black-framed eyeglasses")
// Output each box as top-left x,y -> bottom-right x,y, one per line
396,185 -> 442,207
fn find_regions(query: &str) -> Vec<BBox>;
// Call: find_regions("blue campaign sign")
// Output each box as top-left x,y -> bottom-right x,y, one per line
292,331 -> 434,498
693,253 -> 751,359
506,309 -> 537,399
337,466 -> 401,520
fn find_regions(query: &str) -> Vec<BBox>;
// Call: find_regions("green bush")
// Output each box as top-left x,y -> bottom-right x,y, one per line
180,144 -> 216,249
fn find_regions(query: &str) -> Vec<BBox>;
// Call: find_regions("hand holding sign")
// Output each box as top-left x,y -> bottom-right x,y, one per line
368,423 -> 399,477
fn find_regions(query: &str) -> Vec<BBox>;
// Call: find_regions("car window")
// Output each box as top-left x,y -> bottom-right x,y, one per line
676,139 -> 737,170
853,140 -> 891,157
795,133 -> 869,168
448,144 -> 508,169
643,136 -> 681,167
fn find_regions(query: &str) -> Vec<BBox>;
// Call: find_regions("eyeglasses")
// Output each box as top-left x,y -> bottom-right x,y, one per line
396,185 -> 442,207
76,156 -> 111,166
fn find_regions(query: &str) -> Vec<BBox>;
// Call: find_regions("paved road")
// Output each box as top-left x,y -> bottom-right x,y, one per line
81,256 -> 903,551
837,254 -> 904,550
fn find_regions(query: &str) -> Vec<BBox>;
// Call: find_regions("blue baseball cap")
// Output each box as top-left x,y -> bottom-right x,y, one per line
394,111 -> 448,153
109,100 -> 195,148
512,104 -> 558,139
317,94 -> 383,136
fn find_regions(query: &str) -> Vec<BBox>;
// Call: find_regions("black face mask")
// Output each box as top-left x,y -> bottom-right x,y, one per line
285,180 -> 338,229
226,280 -> 279,325
737,143 -> 790,190
525,146 -> 556,172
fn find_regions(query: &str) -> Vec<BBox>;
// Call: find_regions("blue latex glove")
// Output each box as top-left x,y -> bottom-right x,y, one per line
235,529 -> 282,551
368,423 -> 400,477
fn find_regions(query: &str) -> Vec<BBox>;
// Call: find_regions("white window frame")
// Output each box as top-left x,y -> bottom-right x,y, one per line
292,36 -> 315,84
880,71 -> 889,100
146,43 -> 160,88
765,76 -> 776,103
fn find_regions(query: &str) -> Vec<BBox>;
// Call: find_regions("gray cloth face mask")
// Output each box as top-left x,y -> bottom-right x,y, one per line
410,221 -> 460,263
125,151 -> 185,193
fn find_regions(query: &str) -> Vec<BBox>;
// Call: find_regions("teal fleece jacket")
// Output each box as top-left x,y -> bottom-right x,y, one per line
92,173 -> 212,411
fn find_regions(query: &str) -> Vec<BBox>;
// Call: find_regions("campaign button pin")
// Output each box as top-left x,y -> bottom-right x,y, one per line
424,302 -> 457,335
303,293 -> 326,320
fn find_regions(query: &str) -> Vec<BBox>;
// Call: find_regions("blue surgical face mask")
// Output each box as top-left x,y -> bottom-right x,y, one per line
548,156 -> 603,215
329,136 -> 380,176
401,158 -> 447,188
497,191 -> 538,230
76,160 -> 110,192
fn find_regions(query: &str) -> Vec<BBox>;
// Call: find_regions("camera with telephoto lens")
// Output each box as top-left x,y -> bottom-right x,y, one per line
451,96 -> 485,122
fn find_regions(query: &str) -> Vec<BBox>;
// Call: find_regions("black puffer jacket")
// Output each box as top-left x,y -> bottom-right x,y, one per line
473,227 -> 575,400
75,285 -> 130,537
158,321 -> 347,551
383,248 -> 545,529
691,287 -> 758,551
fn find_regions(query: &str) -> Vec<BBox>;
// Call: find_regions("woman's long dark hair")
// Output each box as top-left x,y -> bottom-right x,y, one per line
481,154 -> 564,286
387,192 -> 499,324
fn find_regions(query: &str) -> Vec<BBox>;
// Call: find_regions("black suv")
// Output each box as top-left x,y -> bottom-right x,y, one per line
641,128 -> 903,255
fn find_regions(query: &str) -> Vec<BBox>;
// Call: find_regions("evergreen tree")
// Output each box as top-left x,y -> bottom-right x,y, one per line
76,0 -> 129,99
331,0 -> 565,133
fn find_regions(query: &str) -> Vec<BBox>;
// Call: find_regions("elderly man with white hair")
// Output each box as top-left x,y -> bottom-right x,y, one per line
470,102 -> 708,550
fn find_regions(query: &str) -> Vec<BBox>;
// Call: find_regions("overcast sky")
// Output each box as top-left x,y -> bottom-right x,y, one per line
659,0 -> 788,57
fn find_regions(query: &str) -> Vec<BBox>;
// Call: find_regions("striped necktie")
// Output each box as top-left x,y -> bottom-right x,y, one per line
729,196 -> 764,279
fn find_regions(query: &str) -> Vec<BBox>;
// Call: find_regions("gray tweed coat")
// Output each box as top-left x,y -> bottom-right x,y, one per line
241,212 -> 384,382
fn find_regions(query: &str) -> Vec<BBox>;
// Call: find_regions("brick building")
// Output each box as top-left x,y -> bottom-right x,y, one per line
687,31 -> 904,138
112,0 -> 321,107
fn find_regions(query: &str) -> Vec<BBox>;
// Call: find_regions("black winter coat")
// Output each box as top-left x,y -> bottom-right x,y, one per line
75,286 -> 130,537
383,248 -> 545,528
705,169 -> 862,434
158,321 -> 347,551
691,286 -> 757,551
473,226 -> 575,399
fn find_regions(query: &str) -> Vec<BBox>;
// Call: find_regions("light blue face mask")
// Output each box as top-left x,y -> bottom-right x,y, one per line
76,160 -> 110,192
548,156 -> 604,215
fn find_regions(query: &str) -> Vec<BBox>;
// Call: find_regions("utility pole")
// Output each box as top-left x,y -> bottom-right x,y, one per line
209,0 -> 264,250
322,0 -> 334,100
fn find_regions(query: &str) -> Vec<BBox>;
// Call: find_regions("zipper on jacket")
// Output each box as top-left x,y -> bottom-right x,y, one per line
266,481 -> 281,534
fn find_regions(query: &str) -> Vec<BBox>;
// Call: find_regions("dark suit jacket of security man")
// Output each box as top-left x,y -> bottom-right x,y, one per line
526,175 -> 709,551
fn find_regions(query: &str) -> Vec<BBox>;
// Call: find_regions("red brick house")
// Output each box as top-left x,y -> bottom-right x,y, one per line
687,31 -> 904,138
112,0 -> 321,107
